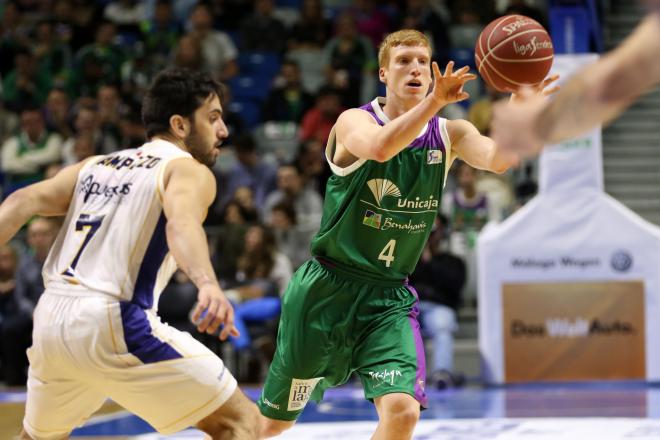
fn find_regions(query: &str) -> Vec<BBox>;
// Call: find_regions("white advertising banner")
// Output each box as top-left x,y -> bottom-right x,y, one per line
478,54 -> 660,384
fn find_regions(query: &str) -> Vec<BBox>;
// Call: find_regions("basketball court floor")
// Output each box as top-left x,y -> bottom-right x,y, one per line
4,382 -> 660,439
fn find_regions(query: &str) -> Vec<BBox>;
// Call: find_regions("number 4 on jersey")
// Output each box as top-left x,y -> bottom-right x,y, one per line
378,239 -> 396,268
62,214 -> 105,277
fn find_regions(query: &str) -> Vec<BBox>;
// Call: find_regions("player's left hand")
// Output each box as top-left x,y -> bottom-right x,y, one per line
491,74 -> 561,158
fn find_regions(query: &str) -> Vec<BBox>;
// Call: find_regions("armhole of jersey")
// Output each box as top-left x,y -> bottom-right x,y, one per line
78,155 -> 104,176
325,124 -> 368,177
439,117 -> 454,188
156,157 -> 173,204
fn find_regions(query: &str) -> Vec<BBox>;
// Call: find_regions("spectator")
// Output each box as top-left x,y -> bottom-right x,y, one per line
268,200 -> 310,270
295,138 -> 330,196
104,0 -> 147,30
442,161 -> 495,303
227,224 -> 292,355
0,243 -> 30,386
233,186 -> 260,223
117,104 -> 146,149
216,134 -> 278,215
322,11 -> 377,107
240,0 -> 287,53
299,86 -> 344,145
449,6 -> 482,49
0,1 -> 31,76
32,19 -> 72,86
120,43 -> 160,104
2,46 -> 53,110
188,2 -> 238,80
0,99 -> 19,146
350,0 -> 390,48
262,60 -> 314,123
14,217 -> 59,314
61,105 -> 119,163
96,83 -> 126,148
70,21 -> 126,97
400,0 -> 452,66
410,214 -> 466,389
141,0 -> 182,69
158,270 -> 198,335
287,0 -> 332,50
263,162 -> 323,242
65,133 -> 96,165
467,82 -> 506,135
170,33 -> 205,71
213,198 -> 252,283
1,105 -> 63,193
44,87 -> 73,139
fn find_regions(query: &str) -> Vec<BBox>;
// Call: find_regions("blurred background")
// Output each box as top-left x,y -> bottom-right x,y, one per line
0,0 -> 649,397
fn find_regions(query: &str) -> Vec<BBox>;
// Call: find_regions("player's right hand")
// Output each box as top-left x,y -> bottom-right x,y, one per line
431,61 -> 476,105
191,283 -> 240,341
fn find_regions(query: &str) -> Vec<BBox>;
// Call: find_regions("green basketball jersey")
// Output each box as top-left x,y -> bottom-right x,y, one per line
310,97 -> 454,282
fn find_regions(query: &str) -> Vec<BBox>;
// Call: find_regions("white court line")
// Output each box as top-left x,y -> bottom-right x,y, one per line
127,418 -> 660,440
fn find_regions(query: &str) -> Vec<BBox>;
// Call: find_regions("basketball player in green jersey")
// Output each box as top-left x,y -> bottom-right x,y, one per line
258,29 -> 556,440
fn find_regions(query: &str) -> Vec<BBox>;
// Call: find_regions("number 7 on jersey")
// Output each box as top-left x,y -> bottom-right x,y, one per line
62,214 -> 105,277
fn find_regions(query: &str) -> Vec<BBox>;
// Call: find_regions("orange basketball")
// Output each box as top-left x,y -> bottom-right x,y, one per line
475,15 -> 554,93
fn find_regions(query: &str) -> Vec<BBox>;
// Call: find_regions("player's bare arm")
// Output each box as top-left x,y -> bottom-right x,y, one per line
450,75 -> 560,173
492,13 -> 660,157
162,157 -> 238,340
334,61 -> 476,165
0,158 -> 94,246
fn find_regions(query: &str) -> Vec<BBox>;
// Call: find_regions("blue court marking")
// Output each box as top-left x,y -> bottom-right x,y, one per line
0,391 -> 26,403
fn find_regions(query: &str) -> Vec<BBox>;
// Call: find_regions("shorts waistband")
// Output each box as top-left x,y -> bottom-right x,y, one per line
44,280 -> 119,299
313,257 -> 408,288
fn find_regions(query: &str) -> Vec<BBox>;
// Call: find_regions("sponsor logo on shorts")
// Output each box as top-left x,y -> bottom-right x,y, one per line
367,369 -> 402,386
363,210 -> 382,229
427,150 -> 442,165
263,397 -> 280,410
287,377 -> 323,411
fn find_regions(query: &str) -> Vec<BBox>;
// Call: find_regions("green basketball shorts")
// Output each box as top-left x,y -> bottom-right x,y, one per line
258,258 -> 427,421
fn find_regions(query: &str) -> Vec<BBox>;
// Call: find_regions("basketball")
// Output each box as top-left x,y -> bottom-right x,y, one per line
475,15 -> 554,93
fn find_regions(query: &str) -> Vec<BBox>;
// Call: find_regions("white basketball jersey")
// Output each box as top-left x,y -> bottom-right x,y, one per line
43,139 -> 192,309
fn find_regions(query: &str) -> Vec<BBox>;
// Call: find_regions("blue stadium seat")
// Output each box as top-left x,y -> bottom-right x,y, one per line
228,101 -> 261,130
238,52 -> 281,79
276,0 -> 303,8
228,76 -> 272,102
449,48 -> 476,70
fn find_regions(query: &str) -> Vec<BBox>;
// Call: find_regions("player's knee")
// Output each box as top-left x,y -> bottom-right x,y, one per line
259,416 -> 295,438
379,395 -> 420,431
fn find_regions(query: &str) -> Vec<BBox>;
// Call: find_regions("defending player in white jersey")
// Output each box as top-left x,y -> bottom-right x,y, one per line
0,68 -> 260,439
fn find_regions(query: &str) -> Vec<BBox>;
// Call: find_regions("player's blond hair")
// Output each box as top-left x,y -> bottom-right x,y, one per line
378,29 -> 431,68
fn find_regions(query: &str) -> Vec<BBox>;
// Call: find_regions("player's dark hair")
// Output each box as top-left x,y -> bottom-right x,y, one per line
142,68 -> 224,139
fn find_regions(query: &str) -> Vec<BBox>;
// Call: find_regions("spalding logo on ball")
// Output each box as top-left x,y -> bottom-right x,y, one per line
475,15 -> 554,93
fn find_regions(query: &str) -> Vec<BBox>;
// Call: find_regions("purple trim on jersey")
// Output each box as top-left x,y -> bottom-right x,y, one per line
405,285 -> 429,408
358,100 -> 445,153
132,213 -> 168,309
453,191 -> 488,210
120,302 -> 182,364
359,101 -> 385,125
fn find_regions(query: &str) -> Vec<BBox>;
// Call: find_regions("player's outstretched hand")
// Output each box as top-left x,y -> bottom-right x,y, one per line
491,74 -> 561,158
191,283 -> 240,341
431,61 -> 477,105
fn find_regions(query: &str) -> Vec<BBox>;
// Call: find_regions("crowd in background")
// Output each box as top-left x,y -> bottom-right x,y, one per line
0,0 -> 549,387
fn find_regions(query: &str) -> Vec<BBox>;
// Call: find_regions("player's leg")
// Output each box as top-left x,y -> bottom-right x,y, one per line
372,393 -> 421,440
100,301 -> 252,436
355,284 -> 427,440
195,387 -> 260,439
22,294 -> 108,440
258,260 -> 350,437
